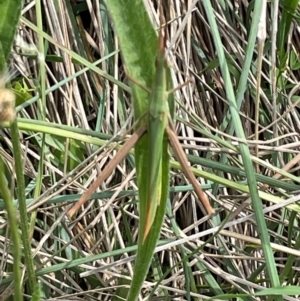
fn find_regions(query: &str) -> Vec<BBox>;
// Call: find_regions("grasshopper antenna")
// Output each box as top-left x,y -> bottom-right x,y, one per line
158,1 -> 166,60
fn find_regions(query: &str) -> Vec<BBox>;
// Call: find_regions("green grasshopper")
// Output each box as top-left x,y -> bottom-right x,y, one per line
68,13 -> 215,242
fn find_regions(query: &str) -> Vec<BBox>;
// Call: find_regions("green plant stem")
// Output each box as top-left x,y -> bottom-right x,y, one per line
29,0 -> 46,242
10,120 -> 37,292
0,155 -> 22,301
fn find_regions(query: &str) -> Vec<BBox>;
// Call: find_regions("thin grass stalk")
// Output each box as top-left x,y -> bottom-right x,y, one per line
255,2 -> 266,171
10,120 -> 37,292
271,0 -> 279,155
29,0 -> 47,239
0,155 -> 22,301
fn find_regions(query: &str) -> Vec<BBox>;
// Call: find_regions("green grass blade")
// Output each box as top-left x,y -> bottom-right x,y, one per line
0,0 -> 22,69
202,1 -> 283,299
277,0 -> 299,68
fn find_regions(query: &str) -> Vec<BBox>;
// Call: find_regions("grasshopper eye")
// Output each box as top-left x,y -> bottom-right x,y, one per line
0,88 -> 16,124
